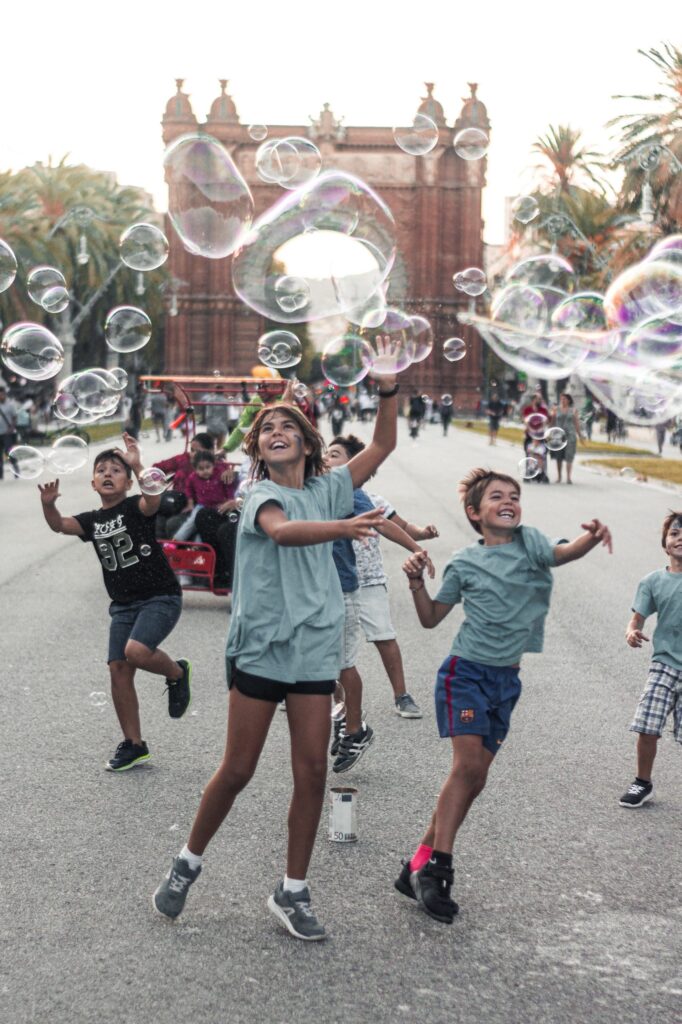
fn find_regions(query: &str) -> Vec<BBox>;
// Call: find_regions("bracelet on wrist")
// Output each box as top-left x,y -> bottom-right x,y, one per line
377,383 -> 400,398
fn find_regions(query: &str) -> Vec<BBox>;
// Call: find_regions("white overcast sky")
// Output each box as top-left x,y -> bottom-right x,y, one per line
3,0 -> 678,243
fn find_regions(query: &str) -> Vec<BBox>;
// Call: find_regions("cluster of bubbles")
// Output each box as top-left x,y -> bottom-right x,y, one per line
255,137 -> 322,190
53,366 -> 126,425
391,116 -> 489,162
10,434 -> 89,481
460,234 -> 682,427
27,266 -> 70,314
257,330 -> 303,369
453,267 -> 487,297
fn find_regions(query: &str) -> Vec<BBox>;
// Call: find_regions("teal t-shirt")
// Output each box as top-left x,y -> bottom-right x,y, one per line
632,568 -> 682,671
225,465 -> 354,684
435,525 -> 558,667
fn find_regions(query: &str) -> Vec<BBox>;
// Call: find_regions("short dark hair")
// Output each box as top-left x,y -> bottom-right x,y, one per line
193,450 -> 215,468
458,467 -> 521,535
192,432 -> 214,449
560,392 -> 574,406
328,434 -> 366,458
94,449 -> 132,478
662,510 -> 682,548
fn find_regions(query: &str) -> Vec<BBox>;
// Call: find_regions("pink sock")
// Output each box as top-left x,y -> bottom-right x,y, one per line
410,844 -> 433,872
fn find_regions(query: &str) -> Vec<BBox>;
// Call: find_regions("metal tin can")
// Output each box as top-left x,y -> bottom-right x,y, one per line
328,786 -> 358,842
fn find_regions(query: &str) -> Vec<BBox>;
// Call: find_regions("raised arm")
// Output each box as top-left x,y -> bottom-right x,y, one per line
257,501 -> 387,547
553,518 -> 612,565
120,432 -> 161,516
402,551 -> 452,629
375,516 -> 435,577
346,377 -> 398,488
390,510 -> 439,542
38,480 -> 84,536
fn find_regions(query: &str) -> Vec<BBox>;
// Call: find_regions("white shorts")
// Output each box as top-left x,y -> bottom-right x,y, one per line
356,584 -> 396,642
341,591 -> 361,670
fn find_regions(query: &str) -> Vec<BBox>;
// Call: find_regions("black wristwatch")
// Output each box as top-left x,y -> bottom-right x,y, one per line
377,384 -> 400,398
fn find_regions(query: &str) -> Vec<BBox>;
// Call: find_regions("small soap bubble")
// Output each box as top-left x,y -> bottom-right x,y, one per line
525,412 -> 549,439
227,510 -> 240,524
9,444 -> 45,479
454,267 -> 487,297
89,691 -> 107,708
48,435 -> 89,474
518,456 -> 540,480
139,544 -> 152,556
321,334 -> 373,386
453,128 -> 489,161
139,467 -> 169,496
1,322 -> 64,381
293,381 -> 308,400
105,306 -> 152,353
619,466 -> 636,481
441,393 -> 453,407
393,114 -> 439,156
512,196 -> 540,225
274,275 -> 310,314
443,337 -> 467,362
248,124 -> 268,142
41,284 -> 70,314
109,367 -> 128,392
119,223 -> 169,272
544,427 -> 567,452
0,239 -> 18,293
257,330 -> 302,369
26,266 -> 66,306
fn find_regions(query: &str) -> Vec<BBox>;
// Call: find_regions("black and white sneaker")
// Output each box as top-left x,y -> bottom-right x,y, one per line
105,739 -> 150,772
619,779 -> 653,808
412,861 -> 459,924
330,714 -> 346,756
332,723 -> 374,774
267,881 -> 326,941
153,856 -> 201,919
167,659 -> 192,719
394,693 -> 422,718
394,858 -> 417,900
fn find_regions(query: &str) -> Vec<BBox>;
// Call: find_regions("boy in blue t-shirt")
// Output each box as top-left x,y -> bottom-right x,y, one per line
395,466 -> 612,924
620,510 -> 682,808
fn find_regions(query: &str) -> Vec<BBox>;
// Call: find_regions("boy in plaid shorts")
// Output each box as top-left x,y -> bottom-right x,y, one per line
620,510 -> 682,808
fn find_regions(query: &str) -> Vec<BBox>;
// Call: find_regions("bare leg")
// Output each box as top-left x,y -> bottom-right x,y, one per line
417,736 -> 494,852
285,693 -> 332,878
341,665 -> 363,734
556,460 -> 563,482
374,638 -> 406,699
566,459 -> 573,483
187,688 -> 276,855
636,733 -> 659,781
125,640 -> 182,680
109,659 -> 142,745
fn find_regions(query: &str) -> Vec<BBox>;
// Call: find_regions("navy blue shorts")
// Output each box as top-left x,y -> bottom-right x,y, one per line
434,655 -> 522,756
108,595 -> 182,663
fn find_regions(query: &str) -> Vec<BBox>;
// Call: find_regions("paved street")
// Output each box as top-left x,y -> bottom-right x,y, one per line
2,419 -> 681,1024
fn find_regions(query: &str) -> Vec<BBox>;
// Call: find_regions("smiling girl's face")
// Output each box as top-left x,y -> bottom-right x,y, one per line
256,409 -> 310,469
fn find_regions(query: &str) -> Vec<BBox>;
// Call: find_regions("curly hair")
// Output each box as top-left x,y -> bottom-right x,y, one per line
327,434 -> 366,458
243,402 -> 326,481
458,467 -> 521,535
661,510 -> 682,548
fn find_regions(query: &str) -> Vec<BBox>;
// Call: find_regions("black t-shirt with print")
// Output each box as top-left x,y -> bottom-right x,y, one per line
74,496 -> 181,603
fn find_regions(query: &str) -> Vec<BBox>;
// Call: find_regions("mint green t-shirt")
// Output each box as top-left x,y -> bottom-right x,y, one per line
632,568 -> 682,671
435,525 -> 558,667
225,465 -> 353,684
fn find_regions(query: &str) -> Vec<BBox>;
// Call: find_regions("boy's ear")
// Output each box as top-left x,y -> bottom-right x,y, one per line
465,504 -> 480,523
126,476 -> 133,490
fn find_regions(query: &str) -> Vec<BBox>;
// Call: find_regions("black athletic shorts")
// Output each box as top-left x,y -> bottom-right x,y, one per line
229,664 -> 336,703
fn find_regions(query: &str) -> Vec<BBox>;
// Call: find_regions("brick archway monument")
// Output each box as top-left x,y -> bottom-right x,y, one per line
161,79 -> 490,408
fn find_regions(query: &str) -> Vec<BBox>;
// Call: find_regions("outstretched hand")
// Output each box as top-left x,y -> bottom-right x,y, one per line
120,432 -> 143,474
344,506 -> 387,541
403,549 -> 430,580
581,518 -> 612,553
417,524 -> 439,540
38,479 -> 61,506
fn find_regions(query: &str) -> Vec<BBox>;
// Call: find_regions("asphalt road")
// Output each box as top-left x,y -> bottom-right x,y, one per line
2,420 -> 681,1024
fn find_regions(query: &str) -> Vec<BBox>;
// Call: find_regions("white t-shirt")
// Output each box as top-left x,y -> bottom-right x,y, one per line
352,492 -> 396,588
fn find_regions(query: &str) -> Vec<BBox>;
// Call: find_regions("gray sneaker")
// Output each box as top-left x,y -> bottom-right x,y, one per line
267,881 -> 327,941
153,856 -> 201,919
394,693 -> 422,718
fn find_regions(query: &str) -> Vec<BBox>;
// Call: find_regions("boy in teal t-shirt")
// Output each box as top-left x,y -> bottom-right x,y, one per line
395,467 -> 612,925
620,510 -> 682,808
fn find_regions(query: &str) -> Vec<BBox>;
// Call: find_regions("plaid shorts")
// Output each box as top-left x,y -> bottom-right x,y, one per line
630,661 -> 682,742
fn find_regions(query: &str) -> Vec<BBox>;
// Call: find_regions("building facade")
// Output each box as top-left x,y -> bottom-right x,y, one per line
161,80 -> 490,406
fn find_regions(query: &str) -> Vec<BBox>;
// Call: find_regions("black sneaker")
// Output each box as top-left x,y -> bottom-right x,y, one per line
413,861 -> 459,924
153,856 -> 201,919
105,739 -> 150,772
330,714 -> 346,756
332,723 -> 374,774
167,659 -> 192,719
394,858 -> 417,901
619,779 -> 653,808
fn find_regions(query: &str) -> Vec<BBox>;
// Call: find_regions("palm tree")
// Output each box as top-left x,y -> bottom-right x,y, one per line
532,125 -> 608,195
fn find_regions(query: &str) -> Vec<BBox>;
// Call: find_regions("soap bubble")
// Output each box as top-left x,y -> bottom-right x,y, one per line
119,223 -> 169,271
347,289 -> 387,329
321,333 -> 373,386
104,306 -> 152,353
139,467 -> 169,495
255,137 -> 322,190
26,266 -> 66,306
0,239 -> 17,293
454,267 -> 487,297
257,330 -> 303,369
48,435 -> 89,473
9,444 -> 45,479
109,367 -> 129,391
441,393 -> 453,407
393,114 -> 439,156
89,691 -> 108,708
41,285 -> 70,314
491,285 -> 547,337
358,307 -> 414,375
518,456 -> 540,480
619,466 -> 636,481
407,315 -> 433,363
274,275 -> 311,314
512,195 -> 539,225
544,426 -> 567,452
604,261 -> 682,329
248,124 -> 268,142
232,171 -> 395,324
625,317 -> 682,370
524,412 -> 549,439
53,375 -> 103,424
293,381 -> 308,399
164,132 -> 254,259
72,370 -> 120,416
453,128 -> 489,161
645,233 -> 682,267
443,337 -> 467,362
1,323 -> 64,381
507,254 -> 575,296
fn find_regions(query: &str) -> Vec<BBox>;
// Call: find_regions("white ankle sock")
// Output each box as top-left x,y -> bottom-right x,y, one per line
180,844 -> 202,870
283,874 -> 307,894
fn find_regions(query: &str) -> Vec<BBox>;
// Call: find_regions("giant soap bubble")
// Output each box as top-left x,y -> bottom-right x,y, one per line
604,261 -> 682,329
0,239 -> 18,293
232,171 -> 396,324
1,323 -> 64,380
164,133 -> 254,259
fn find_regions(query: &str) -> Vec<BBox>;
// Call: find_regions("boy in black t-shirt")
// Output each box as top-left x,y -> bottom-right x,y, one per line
38,433 -> 191,771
